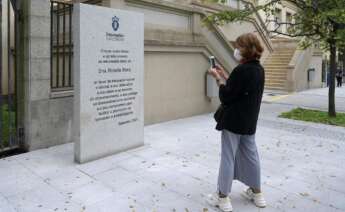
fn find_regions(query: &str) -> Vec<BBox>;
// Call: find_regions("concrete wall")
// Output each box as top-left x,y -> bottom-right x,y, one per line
144,51 -> 214,125
289,47 -> 323,92
308,52 -> 323,89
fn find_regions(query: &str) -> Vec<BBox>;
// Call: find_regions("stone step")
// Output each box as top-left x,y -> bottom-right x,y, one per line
262,45 -> 296,92
266,76 -> 286,81
264,64 -> 289,68
267,56 -> 293,59
270,55 -> 294,59
265,69 -> 288,72
266,79 -> 286,84
265,81 -> 285,86
268,56 -> 294,59
272,51 -> 295,56
265,73 -> 288,76
273,48 -> 296,52
273,48 -> 296,51
266,70 -> 288,74
264,85 -> 285,90
265,62 -> 291,65
264,64 -> 290,69
265,69 -> 289,73
265,74 -> 286,78
265,66 -> 289,69
265,75 -> 286,80
265,70 -> 287,76
264,61 -> 290,65
266,73 -> 286,76
265,68 -> 288,72
265,60 -> 291,64
272,40 -> 299,49
265,82 -> 285,86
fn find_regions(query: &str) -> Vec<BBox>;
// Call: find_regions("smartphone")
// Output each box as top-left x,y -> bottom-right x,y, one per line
209,56 -> 216,69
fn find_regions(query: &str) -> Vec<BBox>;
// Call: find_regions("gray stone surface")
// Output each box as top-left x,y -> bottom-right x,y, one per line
26,58 -> 50,81
28,98 -> 73,150
29,37 -> 50,59
29,0 -> 50,17
29,15 -> 51,37
29,79 -> 50,101
1,102 -> 345,211
22,0 -> 57,151
73,4 -> 144,163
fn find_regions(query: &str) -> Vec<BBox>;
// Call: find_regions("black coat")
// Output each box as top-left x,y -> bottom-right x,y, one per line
216,60 -> 265,135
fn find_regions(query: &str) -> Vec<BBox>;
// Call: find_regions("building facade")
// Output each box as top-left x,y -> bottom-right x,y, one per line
0,0 -> 322,154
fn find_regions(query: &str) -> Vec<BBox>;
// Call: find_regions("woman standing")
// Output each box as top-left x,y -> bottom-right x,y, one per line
207,33 -> 266,212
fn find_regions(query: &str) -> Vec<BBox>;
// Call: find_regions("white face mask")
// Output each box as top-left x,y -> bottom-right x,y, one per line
234,48 -> 243,62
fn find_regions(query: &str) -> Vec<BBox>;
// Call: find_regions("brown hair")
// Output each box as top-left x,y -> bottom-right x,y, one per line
235,33 -> 264,60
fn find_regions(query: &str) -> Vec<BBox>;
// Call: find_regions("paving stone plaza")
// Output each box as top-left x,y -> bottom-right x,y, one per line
1,88 -> 345,212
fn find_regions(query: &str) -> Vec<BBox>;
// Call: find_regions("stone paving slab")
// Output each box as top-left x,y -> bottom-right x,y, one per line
1,103 -> 345,212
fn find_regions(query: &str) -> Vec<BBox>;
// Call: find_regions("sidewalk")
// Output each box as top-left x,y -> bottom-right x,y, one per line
263,87 -> 345,112
1,105 -> 345,212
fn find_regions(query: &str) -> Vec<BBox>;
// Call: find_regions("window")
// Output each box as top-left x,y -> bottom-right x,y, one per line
286,12 -> 293,33
274,8 -> 282,32
50,0 -> 102,91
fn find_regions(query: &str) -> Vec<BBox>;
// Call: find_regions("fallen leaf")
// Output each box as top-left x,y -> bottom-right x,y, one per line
299,192 -> 309,197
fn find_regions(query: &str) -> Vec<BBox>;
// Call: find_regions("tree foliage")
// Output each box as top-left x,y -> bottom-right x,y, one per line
204,0 -> 345,117
204,0 -> 345,50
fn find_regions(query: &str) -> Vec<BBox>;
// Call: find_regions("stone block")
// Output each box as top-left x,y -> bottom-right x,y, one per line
30,37 -> 50,59
29,79 -> 50,101
27,58 -> 50,81
30,0 -> 50,17
28,98 -> 73,151
30,15 -> 50,38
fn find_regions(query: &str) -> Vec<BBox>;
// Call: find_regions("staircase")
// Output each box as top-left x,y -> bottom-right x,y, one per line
263,39 -> 298,91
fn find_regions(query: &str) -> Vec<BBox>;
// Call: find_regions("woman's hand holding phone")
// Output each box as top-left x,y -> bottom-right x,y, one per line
208,68 -> 221,81
208,56 -> 227,85
215,65 -> 229,80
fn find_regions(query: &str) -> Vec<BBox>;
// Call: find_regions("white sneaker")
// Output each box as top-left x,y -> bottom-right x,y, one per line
206,193 -> 233,212
242,188 -> 266,208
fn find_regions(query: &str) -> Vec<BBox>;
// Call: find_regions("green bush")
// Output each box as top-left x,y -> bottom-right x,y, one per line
1,104 -> 16,147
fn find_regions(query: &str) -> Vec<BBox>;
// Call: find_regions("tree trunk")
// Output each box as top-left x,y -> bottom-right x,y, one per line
328,40 -> 337,117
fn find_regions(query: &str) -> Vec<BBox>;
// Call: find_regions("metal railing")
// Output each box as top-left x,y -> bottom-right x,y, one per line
50,0 -> 102,91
